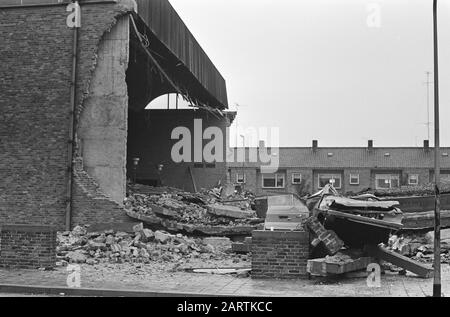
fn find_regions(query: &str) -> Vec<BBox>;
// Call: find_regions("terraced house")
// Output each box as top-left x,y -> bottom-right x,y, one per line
228,140 -> 450,196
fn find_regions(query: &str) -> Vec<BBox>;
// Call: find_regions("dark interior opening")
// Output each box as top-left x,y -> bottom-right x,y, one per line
125,27 -> 172,187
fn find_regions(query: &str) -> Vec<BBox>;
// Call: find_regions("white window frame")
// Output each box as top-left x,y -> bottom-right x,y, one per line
408,174 -> 419,185
236,173 -> 246,184
318,174 -> 342,189
262,173 -> 285,189
292,173 -> 302,184
375,174 -> 400,189
349,174 -> 360,185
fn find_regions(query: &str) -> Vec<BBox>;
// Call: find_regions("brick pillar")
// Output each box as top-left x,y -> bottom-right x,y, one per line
251,230 -> 309,279
0,225 -> 57,269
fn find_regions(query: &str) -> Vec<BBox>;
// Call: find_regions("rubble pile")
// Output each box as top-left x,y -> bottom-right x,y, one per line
360,181 -> 450,197
56,224 -> 237,266
386,229 -> 450,264
124,184 -> 259,232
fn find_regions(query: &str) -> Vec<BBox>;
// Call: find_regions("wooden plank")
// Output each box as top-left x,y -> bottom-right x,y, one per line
364,244 -> 433,278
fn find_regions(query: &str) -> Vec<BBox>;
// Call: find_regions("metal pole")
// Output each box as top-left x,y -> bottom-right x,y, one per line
425,71 -> 431,141
432,0 -> 441,298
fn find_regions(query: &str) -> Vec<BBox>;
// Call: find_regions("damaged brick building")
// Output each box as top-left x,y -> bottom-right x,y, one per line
0,0 -> 233,231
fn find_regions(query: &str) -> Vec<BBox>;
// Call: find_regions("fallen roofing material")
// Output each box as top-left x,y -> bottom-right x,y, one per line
309,188 -> 404,248
328,196 -> 400,212
402,210 -> 450,230
134,0 -> 228,109
302,185 -> 437,278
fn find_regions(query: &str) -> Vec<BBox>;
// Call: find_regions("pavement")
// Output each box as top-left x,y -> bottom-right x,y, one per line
0,263 -> 449,297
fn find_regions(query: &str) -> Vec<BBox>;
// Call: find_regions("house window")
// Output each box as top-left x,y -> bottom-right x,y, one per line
205,163 -> 216,168
349,174 -> 359,185
375,174 -> 400,189
292,173 -> 302,184
408,174 -> 419,185
318,174 -> 342,189
194,163 -> 204,168
442,173 -> 450,182
236,173 -> 246,184
262,174 -> 285,188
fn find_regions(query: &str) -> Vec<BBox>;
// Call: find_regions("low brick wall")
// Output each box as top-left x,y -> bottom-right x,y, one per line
251,230 -> 309,279
0,225 -> 57,269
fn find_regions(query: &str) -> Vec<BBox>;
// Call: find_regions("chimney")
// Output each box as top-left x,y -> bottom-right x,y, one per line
312,140 -> 318,152
368,140 -> 373,151
259,140 -> 265,149
424,140 -> 429,152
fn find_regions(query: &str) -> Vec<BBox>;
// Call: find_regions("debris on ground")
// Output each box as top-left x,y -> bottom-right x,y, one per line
56,224 -> 250,270
190,267 -> 251,277
364,244 -> 433,278
302,184 -> 437,278
124,184 -> 262,236
385,230 -> 450,264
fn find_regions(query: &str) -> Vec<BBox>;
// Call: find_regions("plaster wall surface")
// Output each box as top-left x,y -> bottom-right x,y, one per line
78,16 -> 130,205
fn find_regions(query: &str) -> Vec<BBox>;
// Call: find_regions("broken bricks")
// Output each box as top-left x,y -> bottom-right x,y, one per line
154,230 -> 172,243
57,225 -> 230,266
303,216 -> 344,255
124,184 -> 259,235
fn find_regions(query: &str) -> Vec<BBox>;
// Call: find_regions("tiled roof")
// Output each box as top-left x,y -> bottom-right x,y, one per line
227,147 -> 450,169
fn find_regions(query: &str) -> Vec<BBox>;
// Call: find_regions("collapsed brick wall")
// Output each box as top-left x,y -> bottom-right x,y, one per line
72,158 -> 132,226
0,2 -> 133,229
303,216 -> 344,255
0,225 -> 56,269
251,230 -> 310,279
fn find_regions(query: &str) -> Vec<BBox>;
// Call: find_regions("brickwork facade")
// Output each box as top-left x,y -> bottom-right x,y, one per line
0,2 -> 133,229
251,230 -> 309,279
0,224 -> 56,269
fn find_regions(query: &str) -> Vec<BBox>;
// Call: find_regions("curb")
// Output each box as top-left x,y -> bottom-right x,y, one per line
0,284 -> 224,297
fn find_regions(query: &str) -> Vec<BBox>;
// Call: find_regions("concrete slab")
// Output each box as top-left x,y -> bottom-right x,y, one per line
206,204 -> 254,219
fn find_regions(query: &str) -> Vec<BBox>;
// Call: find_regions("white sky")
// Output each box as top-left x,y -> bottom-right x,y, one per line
152,0 -> 450,147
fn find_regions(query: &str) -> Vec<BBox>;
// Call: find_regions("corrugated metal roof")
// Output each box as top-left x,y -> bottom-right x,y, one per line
135,0 -> 228,109
228,147 -> 450,169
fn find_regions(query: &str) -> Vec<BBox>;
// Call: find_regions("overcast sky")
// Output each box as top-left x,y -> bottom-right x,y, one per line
156,0 -> 450,147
